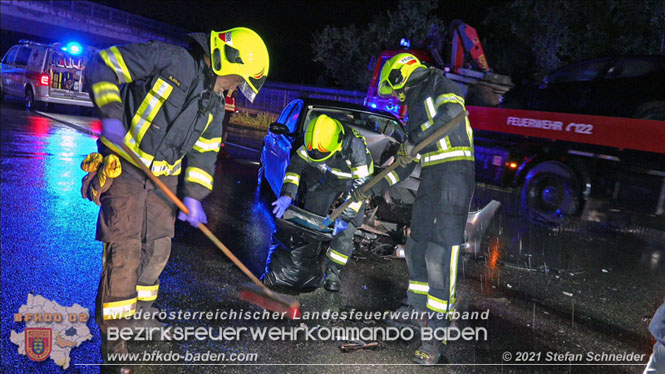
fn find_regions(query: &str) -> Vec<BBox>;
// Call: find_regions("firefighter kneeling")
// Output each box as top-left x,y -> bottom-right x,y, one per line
272,114 -> 374,292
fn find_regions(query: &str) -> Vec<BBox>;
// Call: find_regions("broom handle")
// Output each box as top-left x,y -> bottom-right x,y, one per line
326,110 -> 468,223
119,144 -> 273,296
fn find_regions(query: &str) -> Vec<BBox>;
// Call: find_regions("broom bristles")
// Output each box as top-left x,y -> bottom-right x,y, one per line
239,284 -> 301,319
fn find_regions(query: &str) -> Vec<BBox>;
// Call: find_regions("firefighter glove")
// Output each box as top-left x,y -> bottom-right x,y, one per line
271,196 -> 292,219
397,141 -> 415,167
332,218 -> 348,236
80,153 -> 122,205
350,187 -> 371,202
178,197 -> 208,227
101,118 -> 126,145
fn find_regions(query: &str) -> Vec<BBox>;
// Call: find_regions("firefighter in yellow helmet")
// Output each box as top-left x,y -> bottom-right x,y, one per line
83,27 -> 268,371
272,114 -> 374,291
351,53 -> 475,365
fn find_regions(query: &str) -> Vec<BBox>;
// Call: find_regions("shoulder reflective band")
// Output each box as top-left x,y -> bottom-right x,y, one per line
420,93 -> 466,132
351,164 -> 370,178
426,294 -> 448,313
102,297 -> 137,320
193,114 -> 220,153
283,172 -> 300,186
408,280 -> 429,295
136,284 -> 158,301
435,93 -> 465,108
91,81 -> 120,107
99,46 -> 132,84
385,170 -> 400,186
185,166 -> 213,190
326,247 -> 349,266
124,78 -> 174,166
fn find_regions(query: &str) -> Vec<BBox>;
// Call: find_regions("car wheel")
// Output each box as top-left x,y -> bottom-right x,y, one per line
521,161 -> 580,227
635,101 -> 665,121
24,86 -> 35,110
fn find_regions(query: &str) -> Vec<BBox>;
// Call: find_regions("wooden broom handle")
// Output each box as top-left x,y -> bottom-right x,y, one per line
326,110 -> 468,223
119,144 -> 273,296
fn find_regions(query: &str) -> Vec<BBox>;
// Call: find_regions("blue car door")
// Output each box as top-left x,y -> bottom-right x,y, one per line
262,99 -> 303,196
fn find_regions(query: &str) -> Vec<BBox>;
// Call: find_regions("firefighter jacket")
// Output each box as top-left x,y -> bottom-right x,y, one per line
84,41 -> 224,201
404,67 -> 474,167
369,67 -> 475,194
280,126 -> 374,218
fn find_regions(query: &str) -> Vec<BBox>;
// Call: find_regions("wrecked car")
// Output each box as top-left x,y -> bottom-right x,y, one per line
258,98 -> 499,258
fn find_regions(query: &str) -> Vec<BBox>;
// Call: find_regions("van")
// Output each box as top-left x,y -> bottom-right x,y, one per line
0,40 -> 98,109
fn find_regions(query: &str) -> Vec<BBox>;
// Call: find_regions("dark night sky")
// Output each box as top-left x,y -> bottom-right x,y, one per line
89,0 -> 504,85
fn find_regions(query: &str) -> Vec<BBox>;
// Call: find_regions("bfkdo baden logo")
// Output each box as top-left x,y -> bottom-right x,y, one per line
10,294 -> 93,369
25,328 -> 52,361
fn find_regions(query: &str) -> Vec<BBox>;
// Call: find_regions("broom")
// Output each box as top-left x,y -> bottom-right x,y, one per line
118,144 -> 301,319
322,110 -> 469,226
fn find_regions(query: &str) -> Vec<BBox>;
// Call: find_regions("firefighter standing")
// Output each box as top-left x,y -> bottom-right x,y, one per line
83,28 -> 269,364
272,114 -> 373,292
352,53 -> 475,365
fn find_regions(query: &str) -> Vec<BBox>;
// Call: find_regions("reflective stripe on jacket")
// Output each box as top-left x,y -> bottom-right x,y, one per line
84,41 -> 223,201
405,67 -> 474,168
281,127 -> 373,215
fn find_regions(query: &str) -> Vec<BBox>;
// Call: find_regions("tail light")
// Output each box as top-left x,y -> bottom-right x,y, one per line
40,74 -> 49,86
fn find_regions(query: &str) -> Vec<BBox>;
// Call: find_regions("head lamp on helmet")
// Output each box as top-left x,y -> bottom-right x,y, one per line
304,115 -> 345,162
209,27 -> 269,103
377,53 -> 423,102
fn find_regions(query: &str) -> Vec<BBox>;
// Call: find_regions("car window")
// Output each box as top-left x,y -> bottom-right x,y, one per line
605,59 -> 660,79
14,47 -> 32,66
2,47 -> 19,64
547,61 -> 607,83
304,107 -> 404,142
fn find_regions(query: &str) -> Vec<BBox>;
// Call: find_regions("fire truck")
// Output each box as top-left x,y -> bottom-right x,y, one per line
364,22 -> 665,228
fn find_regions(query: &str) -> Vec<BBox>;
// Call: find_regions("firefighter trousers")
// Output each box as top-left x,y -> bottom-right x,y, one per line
303,177 -> 365,271
405,161 -> 474,329
95,158 -> 178,336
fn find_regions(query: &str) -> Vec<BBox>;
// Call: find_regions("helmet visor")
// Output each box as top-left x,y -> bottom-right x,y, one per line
306,148 -> 332,162
238,75 -> 266,103
378,81 -> 394,98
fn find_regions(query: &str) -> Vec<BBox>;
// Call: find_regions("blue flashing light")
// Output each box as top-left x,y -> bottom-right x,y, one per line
369,103 -> 377,109
400,38 -> 411,48
63,42 -> 82,55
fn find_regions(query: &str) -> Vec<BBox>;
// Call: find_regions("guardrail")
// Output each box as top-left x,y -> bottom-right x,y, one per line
237,81 -> 366,114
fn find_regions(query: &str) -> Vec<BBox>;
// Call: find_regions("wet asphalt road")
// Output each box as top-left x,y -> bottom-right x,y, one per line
1,101 -> 664,374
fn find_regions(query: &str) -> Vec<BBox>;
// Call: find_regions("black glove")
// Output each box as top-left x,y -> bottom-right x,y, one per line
351,187 -> 372,202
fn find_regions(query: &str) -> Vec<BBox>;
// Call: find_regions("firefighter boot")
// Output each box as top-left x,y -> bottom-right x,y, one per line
384,305 -> 427,332
323,266 -> 341,292
101,339 -> 132,374
131,301 -> 172,339
412,338 -> 442,365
